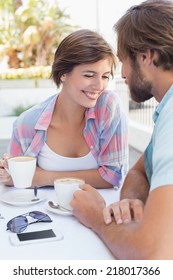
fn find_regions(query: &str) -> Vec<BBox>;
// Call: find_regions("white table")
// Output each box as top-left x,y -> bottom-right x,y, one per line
0,184 -> 120,260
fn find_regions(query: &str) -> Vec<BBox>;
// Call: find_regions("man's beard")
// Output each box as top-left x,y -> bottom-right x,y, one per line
129,60 -> 153,103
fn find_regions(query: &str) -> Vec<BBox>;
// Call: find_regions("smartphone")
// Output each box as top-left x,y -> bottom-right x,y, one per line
9,228 -> 63,246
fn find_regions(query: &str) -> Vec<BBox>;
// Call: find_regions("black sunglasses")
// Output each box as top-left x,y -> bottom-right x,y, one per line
6,211 -> 52,233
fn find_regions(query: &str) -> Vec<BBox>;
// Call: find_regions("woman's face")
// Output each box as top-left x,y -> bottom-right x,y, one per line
60,58 -> 112,108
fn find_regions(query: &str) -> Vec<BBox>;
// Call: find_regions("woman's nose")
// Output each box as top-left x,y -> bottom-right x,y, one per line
92,77 -> 104,90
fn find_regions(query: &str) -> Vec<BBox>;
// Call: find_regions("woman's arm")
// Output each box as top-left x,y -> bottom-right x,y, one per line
89,91 -> 128,188
33,167 -> 113,188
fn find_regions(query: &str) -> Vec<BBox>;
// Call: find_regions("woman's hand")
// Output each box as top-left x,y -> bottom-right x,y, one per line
103,198 -> 144,225
0,154 -> 12,185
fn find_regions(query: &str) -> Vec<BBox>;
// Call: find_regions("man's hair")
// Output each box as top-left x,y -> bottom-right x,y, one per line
51,29 -> 116,88
114,0 -> 173,70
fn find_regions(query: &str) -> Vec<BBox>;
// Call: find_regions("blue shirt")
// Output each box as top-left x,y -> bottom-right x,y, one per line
144,84 -> 173,191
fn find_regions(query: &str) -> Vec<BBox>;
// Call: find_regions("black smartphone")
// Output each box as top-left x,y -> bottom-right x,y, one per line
9,228 -> 63,246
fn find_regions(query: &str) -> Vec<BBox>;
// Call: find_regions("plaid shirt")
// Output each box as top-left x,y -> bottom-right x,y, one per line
9,90 -> 128,187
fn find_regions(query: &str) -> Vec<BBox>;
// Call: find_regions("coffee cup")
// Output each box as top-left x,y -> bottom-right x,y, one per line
54,177 -> 85,211
7,156 -> 36,188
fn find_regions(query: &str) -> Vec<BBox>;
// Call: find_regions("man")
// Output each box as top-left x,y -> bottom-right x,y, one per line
71,0 -> 173,259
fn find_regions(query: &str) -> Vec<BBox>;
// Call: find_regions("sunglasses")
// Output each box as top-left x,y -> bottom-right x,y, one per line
6,211 -> 52,233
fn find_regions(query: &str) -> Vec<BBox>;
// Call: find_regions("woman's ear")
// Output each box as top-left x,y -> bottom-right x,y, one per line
60,74 -> 66,82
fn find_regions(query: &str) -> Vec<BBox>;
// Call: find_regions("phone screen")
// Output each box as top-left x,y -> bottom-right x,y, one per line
17,229 -> 56,241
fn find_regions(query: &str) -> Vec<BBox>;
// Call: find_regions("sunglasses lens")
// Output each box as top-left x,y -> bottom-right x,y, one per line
7,216 -> 28,233
29,211 -> 52,222
7,211 -> 52,233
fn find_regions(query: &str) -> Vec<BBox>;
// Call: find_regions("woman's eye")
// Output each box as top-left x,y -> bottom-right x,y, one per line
103,76 -> 110,80
84,75 -> 93,78
83,74 -> 110,79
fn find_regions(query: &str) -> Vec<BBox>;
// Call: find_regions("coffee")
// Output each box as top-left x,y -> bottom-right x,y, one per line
10,157 -> 34,162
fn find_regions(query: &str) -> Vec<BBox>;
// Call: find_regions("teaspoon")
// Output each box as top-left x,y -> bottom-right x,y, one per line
31,187 -> 40,202
48,201 -> 71,212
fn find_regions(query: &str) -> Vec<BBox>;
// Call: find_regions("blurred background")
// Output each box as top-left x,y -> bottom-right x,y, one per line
0,0 -> 155,166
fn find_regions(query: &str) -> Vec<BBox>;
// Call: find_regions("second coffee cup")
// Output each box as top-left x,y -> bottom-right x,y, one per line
54,178 -> 85,211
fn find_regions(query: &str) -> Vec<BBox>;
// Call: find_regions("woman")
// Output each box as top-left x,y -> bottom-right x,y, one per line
0,29 -> 128,188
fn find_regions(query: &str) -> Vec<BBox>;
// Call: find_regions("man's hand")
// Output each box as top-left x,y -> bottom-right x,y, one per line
103,199 -> 144,225
71,184 -> 106,231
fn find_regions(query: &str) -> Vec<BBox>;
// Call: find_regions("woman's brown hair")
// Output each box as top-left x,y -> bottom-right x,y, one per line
51,29 -> 116,88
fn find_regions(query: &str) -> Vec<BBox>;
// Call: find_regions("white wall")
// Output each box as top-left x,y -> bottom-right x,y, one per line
0,79 -> 57,116
129,121 -> 152,152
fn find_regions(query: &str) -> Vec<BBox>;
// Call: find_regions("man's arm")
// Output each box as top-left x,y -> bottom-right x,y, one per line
120,154 -> 150,203
104,154 -> 150,224
100,185 -> 173,259
71,184 -> 173,259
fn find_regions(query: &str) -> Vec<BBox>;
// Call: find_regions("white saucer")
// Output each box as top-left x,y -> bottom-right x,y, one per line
45,201 -> 73,216
0,189 -> 46,206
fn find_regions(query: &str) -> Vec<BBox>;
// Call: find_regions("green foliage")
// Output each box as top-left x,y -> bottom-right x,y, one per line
13,103 -> 35,116
0,0 -> 77,68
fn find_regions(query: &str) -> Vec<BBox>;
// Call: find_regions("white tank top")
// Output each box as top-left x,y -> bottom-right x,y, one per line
37,143 -> 98,171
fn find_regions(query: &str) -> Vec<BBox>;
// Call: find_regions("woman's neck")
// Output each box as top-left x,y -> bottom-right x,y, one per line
54,92 -> 86,126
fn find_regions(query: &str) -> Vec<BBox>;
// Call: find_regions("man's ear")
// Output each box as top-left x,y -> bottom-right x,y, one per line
139,49 -> 154,65
142,54 -> 147,61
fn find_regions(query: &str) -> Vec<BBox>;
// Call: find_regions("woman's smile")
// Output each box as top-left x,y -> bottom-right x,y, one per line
82,90 -> 101,100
